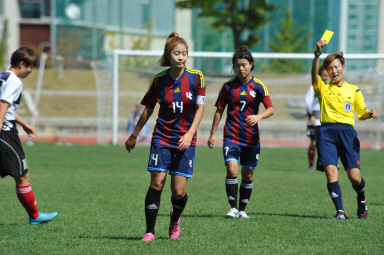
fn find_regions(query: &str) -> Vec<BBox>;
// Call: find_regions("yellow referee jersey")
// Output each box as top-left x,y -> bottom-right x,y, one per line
313,76 -> 368,126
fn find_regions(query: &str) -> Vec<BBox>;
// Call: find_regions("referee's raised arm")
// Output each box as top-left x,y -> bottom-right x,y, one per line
311,40 -> 327,86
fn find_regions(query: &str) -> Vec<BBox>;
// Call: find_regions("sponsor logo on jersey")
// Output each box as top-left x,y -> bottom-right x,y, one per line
175,87 -> 180,92
240,91 -> 246,95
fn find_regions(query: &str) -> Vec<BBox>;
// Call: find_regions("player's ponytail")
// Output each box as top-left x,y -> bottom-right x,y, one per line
159,32 -> 189,66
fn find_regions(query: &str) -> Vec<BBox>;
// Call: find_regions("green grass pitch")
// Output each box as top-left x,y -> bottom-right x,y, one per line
0,144 -> 383,254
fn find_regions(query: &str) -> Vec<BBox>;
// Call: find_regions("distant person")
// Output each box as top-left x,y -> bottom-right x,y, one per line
125,33 -> 205,241
127,103 -> 149,142
305,66 -> 328,172
208,46 -> 274,219
312,40 -> 378,220
0,47 -> 58,224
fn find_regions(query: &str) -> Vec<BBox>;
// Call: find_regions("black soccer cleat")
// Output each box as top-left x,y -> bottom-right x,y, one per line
357,197 -> 368,219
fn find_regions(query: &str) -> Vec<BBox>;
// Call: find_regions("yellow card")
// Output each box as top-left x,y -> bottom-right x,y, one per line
320,30 -> 334,43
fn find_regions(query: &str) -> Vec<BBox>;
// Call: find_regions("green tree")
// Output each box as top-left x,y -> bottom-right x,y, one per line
264,10 -> 311,73
0,19 -> 9,70
176,0 -> 275,49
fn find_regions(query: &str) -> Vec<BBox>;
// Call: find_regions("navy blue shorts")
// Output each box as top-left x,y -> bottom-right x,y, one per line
223,140 -> 260,169
147,142 -> 195,178
316,123 -> 360,171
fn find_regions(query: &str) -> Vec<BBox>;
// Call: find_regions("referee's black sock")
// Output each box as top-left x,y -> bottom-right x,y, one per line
171,193 -> 188,223
327,181 -> 344,212
225,176 -> 238,209
352,177 -> 366,202
144,187 -> 162,234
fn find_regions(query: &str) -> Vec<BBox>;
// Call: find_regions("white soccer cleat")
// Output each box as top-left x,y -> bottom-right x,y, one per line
237,211 -> 250,219
226,208 -> 239,218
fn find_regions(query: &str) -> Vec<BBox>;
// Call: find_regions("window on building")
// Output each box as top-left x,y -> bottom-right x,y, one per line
142,3 -> 150,27
19,0 -> 50,18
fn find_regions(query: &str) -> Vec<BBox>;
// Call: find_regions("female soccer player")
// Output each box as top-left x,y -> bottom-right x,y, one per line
125,33 -> 205,241
311,40 -> 378,220
208,46 -> 274,218
0,47 -> 58,224
305,66 -> 328,172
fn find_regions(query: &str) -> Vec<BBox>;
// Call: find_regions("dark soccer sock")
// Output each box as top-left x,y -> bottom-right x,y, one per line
225,176 -> 238,209
239,181 -> 253,211
171,193 -> 188,223
352,177 -> 366,202
16,185 -> 39,219
308,147 -> 315,168
327,182 -> 344,212
144,187 -> 162,234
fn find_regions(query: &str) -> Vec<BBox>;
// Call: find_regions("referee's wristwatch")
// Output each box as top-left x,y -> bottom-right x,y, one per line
314,51 -> 321,57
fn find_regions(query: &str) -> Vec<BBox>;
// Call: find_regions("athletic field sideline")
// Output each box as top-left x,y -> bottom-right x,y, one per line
0,144 -> 383,254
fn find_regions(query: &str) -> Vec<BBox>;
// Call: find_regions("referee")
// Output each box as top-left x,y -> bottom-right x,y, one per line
311,40 -> 378,220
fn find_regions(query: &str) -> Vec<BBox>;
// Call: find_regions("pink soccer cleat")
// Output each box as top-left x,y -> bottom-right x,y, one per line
141,233 -> 155,242
169,210 -> 181,239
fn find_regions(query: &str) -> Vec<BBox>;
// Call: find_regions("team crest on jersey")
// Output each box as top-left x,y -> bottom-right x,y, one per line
186,92 -> 192,99
344,101 -> 352,113
250,90 -> 256,98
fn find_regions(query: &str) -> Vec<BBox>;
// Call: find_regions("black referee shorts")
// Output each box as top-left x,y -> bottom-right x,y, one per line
0,131 -> 28,178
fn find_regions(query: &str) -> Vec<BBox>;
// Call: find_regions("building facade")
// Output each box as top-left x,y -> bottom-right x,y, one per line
0,0 -> 192,62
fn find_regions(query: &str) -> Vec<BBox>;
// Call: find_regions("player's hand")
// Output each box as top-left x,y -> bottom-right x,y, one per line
369,109 -> 378,118
316,40 -> 327,53
22,123 -> 38,137
246,114 -> 262,126
208,134 -> 216,149
125,135 -> 137,153
179,132 -> 193,150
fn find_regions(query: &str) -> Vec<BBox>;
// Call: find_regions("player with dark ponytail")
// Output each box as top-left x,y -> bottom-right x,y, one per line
208,46 -> 274,218
125,33 -> 206,241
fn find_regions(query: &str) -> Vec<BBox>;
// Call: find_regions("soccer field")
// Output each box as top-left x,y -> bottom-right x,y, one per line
0,144 -> 383,254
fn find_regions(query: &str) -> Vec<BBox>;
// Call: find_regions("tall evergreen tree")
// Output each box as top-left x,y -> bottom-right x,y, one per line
176,0 -> 275,49
264,10 -> 311,73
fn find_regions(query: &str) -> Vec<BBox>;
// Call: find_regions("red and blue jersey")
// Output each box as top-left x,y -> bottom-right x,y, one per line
141,67 -> 205,148
215,76 -> 272,147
